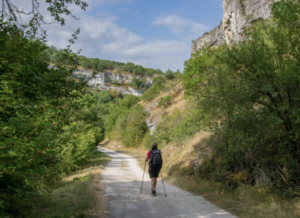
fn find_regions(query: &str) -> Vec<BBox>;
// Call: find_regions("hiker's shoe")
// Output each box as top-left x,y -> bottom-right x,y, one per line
151,189 -> 156,196
153,190 -> 156,196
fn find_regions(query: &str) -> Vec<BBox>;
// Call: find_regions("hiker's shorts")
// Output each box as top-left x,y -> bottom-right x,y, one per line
149,164 -> 162,178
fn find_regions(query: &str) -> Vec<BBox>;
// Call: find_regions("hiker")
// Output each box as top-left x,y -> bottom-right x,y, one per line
145,142 -> 163,196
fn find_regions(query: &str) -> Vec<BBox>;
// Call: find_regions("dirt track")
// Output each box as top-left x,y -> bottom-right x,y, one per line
98,146 -> 237,218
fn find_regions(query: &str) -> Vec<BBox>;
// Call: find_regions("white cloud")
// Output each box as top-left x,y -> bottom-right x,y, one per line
44,14 -> 190,71
153,14 -> 189,35
153,14 -> 208,38
101,40 -> 188,71
6,1 -> 197,71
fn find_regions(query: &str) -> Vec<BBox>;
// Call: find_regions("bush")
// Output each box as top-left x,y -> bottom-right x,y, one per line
165,69 -> 175,80
158,96 -> 172,108
142,132 -> 157,149
141,76 -> 167,102
141,85 -> 161,102
153,104 -> 205,146
106,101 -> 148,147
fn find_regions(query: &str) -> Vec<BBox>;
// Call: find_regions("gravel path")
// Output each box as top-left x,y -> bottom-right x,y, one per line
98,146 -> 237,218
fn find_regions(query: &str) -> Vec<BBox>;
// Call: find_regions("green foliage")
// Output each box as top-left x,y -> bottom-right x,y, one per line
122,62 -> 144,75
141,85 -> 161,102
104,95 -> 148,147
46,47 -> 164,77
29,151 -> 110,218
174,69 -> 183,79
158,96 -> 172,108
0,21 -> 107,216
182,0 -> 300,194
130,77 -> 148,90
141,76 -> 167,102
153,76 -> 166,86
131,77 -> 143,89
153,104 -> 206,145
1,0 -> 88,28
73,175 -> 91,181
121,106 -> 149,147
165,69 -> 175,80
142,132 -> 157,149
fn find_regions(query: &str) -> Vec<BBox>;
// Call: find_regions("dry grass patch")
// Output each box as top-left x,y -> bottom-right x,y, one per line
30,151 -> 110,218
170,174 -> 300,218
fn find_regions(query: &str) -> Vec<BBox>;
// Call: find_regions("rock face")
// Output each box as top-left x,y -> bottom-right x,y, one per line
145,103 -> 159,134
74,70 -> 154,96
192,0 -> 279,53
191,24 -> 225,53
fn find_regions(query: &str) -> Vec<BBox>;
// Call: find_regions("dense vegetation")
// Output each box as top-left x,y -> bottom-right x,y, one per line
182,0 -> 300,195
2,0 -> 299,217
46,46 -> 164,77
104,95 -> 148,147
105,0 -> 300,198
0,20 -> 110,216
0,0 -> 173,216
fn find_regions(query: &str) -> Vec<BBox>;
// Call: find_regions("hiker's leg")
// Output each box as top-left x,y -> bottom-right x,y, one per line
151,178 -> 156,190
154,178 -> 157,190
151,178 -> 157,190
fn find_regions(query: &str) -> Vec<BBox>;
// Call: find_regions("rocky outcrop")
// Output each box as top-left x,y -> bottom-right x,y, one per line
192,0 -> 279,53
75,70 -> 153,86
145,103 -> 159,134
192,24 -> 225,53
74,70 -> 153,96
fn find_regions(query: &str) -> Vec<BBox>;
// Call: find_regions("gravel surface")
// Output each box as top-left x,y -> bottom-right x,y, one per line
98,146 -> 237,218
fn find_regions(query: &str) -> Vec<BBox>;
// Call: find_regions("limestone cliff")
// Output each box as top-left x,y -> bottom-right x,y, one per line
74,70 -> 154,96
192,0 -> 279,53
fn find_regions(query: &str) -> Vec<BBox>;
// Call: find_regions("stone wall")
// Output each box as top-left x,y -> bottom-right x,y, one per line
192,0 -> 279,53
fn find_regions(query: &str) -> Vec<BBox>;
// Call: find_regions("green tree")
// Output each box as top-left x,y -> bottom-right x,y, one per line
0,20 -> 92,216
153,76 -> 166,86
131,77 -> 143,89
165,69 -> 175,80
183,0 -> 300,192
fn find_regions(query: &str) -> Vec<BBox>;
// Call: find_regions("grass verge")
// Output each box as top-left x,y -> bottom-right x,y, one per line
29,150 -> 110,218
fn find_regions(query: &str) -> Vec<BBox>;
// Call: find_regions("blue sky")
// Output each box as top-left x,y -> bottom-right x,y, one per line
94,0 -> 223,40
13,0 -> 223,71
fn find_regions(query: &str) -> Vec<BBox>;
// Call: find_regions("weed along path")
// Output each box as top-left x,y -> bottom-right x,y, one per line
97,146 -> 237,218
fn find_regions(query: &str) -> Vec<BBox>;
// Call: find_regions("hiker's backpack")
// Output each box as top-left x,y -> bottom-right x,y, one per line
150,149 -> 163,165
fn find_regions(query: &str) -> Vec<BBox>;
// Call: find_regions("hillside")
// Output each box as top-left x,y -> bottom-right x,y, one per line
102,77 -> 300,218
140,80 -> 211,174
100,1 -> 300,215
74,68 -> 153,96
47,46 -> 167,96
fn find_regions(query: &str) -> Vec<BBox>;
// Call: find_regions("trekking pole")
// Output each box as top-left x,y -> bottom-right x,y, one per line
140,161 -> 146,194
161,171 -> 167,197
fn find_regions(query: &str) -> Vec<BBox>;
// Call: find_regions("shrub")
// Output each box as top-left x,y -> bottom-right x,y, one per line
158,96 -> 172,108
165,69 -> 175,80
141,76 -> 167,102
